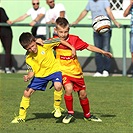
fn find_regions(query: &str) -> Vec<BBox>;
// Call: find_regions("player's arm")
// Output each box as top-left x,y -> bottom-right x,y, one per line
86,44 -> 112,58
60,40 -> 76,58
35,38 -> 76,57
11,13 -> 29,24
23,72 -> 34,82
123,1 -> 133,17
23,63 -> 34,82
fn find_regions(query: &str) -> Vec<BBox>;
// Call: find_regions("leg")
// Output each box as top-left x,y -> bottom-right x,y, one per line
1,32 -> 13,72
102,30 -> 112,75
62,83 -> 74,124
52,72 -> 64,118
63,83 -> 74,114
131,52 -> 133,74
53,87 -> 63,109
93,32 -> 104,76
130,32 -> 133,76
52,82 -> 64,118
54,81 -> 63,108
78,90 -> 102,122
78,90 -> 91,118
11,88 -> 35,123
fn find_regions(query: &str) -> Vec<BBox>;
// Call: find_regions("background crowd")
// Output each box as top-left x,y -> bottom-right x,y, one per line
0,0 -> 132,77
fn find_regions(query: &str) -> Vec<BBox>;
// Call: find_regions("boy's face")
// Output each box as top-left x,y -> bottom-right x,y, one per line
54,25 -> 69,40
25,41 -> 38,53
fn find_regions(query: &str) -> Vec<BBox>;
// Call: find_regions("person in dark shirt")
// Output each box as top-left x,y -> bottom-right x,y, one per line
0,7 -> 15,73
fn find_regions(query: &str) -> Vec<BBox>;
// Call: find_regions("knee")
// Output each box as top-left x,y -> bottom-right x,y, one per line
23,89 -> 33,98
54,82 -> 62,91
79,92 -> 87,99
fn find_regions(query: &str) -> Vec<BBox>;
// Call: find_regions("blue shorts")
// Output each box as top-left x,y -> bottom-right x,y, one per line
28,71 -> 62,91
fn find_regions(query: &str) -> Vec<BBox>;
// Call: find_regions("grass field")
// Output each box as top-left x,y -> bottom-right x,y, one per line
0,73 -> 132,133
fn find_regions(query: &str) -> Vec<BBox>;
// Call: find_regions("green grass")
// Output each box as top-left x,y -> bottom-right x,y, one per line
0,73 -> 132,133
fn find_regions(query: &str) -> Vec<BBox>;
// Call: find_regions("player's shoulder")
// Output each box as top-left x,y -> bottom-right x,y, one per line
69,34 -> 79,39
44,38 -> 60,44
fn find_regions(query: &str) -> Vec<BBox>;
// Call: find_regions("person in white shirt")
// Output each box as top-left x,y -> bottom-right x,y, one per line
11,0 -> 46,40
45,0 -> 67,36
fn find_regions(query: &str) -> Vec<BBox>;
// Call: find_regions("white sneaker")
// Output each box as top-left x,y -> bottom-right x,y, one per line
93,72 -> 103,77
5,67 -> 12,74
102,70 -> 109,77
11,67 -> 16,73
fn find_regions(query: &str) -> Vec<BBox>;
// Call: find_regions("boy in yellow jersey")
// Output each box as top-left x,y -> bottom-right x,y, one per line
11,32 -> 76,123
54,17 -> 112,124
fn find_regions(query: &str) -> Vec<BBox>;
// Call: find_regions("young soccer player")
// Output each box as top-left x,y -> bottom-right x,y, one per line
54,17 -> 112,123
11,32 -> 76,123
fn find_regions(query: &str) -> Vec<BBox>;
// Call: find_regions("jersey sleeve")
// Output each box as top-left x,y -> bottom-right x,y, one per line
72,36 -> 89,50
43,38 -> 61,48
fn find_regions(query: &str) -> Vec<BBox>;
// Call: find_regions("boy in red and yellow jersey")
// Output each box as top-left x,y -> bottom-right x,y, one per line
11,32 -> 76,123
54,17 -> 112,123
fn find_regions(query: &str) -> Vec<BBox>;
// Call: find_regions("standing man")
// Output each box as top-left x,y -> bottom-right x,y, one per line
72,0 -> 120,77
0,7 -> 15,73
123,0 -> 133,78
11,0 -> 46,40
45,0 -> 67,36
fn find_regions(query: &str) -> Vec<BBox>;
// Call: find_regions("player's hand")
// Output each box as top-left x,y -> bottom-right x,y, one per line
71,47 -> 76,58
36,38 -> 44,45
103,51 -> 113,58
23,75 -> 30,82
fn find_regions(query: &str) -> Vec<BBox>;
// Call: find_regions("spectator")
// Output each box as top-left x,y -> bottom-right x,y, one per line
0,7 -> 15,73
45,0 -> 67,36
11,0 -> 46,40
54,17 -> 112,124
123,0 -> 133,78
72,0 -> 120,77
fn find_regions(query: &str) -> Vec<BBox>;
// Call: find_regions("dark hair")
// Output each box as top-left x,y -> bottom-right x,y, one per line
55,17 -> 69,28
19,32 -> 35,49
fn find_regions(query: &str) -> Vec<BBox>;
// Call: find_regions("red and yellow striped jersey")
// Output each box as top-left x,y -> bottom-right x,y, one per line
55,34 -> 89,78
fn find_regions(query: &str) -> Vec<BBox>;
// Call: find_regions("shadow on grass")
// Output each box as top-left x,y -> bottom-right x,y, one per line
100,114 -> 116,117
26,111 -> 116,123
26,112 -> 54,122
91,112 -> 116,118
